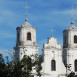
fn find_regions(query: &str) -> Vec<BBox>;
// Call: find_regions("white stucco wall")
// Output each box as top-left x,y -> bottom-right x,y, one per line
15,21 -> 39,60
15,19 -> 77,77
41,37 -> 66,77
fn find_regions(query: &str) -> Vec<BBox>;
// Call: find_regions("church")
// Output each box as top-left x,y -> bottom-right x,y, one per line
14,10 -> 77,77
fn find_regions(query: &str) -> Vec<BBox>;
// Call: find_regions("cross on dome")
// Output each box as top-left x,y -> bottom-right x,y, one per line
71,6 -> 74,25
25,5 -> 30,21
48,27 -> 56,37
21,5 -> 33,27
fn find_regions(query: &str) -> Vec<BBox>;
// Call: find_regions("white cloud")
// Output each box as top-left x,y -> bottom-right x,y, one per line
52,9 -> 77,15
0,9 -> 16,25
2,10 -> 14,16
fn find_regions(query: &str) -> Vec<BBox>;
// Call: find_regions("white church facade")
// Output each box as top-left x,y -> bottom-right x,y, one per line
14,13 -> 77,77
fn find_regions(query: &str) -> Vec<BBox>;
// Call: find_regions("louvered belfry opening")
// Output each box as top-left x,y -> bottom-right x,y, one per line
75,60 -> 77,72
74,35 -> 77,43
27,32 -> 31,40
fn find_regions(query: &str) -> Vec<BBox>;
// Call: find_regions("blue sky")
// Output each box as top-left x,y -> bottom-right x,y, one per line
0,0 -> 77,57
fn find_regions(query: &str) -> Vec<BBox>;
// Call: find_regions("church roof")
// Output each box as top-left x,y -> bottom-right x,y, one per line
63,18 -> 77,32
44,36 -> 61,49
21,6 -> 33,28
21,20 -> 32,28
67,23 -> 76,30
16,19 -> 36,30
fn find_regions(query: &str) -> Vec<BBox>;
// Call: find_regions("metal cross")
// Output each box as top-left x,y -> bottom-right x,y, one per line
71,6 -> 74,19
49,27 -> 56,36
71,6 -> 74,23
24,5 -> 30,20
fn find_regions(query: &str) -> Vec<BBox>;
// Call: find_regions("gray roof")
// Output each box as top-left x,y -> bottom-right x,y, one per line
63,19 -> 77,32
21,20 -> 32,28
66,18 -> 77,30
67,23 -> 76,30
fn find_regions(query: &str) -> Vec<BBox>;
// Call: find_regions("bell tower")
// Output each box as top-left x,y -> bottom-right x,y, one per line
63,18 -> 77,74
14,9 -> 39,60
63,18 -> 77,48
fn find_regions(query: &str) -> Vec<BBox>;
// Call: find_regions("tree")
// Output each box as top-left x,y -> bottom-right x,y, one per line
0,53 -> 42,77
0,54 -> 5,76
65,64 -> 77,77
34,54 -> 42,77
0,54 -> 9,77
67,71 -> 77,77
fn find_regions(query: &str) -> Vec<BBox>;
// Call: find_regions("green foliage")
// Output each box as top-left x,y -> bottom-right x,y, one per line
68,71 -> 77,77
0,54 -> 6,76
0,54 -> 42,77
0,54 -> 4,64
34,54 -> 42,76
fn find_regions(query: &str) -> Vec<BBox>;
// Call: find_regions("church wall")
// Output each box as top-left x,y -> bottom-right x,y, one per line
17,27 -> 36,46
15,21 -> 38,61
63,31 -> 68,48
42,48 -> 66,77
42,37 -> 66,77
63,24 -> 77,75
14,12 -> 77,77
68,31 -> 77,47
63,30 -> 77,48
15,47 -> 20,60
63,48 -> 77,74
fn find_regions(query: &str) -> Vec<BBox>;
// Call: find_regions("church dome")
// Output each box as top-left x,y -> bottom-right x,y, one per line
67,23 -> 77,30
21,21 -> 32,28
63,18 -> 77,32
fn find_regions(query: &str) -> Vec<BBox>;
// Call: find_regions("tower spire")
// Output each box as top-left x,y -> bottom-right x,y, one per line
71,17 -> 74,24
71,6 -> 74,25
25,5 -> 30,21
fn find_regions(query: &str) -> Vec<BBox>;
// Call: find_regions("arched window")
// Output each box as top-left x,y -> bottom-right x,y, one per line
51,60 -> 56,71
75,60 -> 77,71
74,35 -> 77,43
17,33 -> 19,42
27,32 -> 31,40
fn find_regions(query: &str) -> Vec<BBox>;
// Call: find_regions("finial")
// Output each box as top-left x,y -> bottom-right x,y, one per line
49,26 -> 56,36
71,6 -> 74,25
71,17 -> 74,24
25,5 -> 30,21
